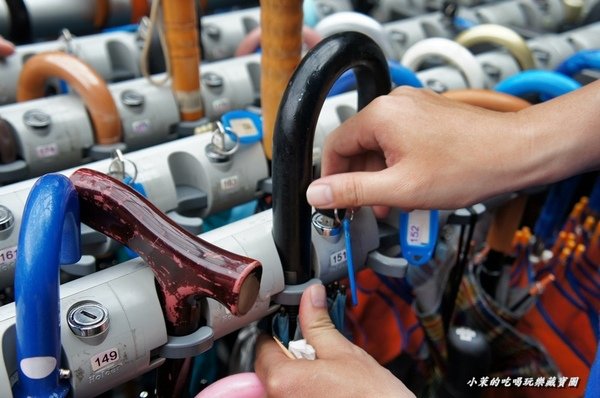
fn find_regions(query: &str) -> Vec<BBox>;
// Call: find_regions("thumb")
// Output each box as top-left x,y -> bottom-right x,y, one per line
306,170 -> 400,210
298,284 -> 354,359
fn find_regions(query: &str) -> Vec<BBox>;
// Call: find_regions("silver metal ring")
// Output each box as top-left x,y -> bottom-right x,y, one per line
210,121 -> 240,157
108,149 -> 138,183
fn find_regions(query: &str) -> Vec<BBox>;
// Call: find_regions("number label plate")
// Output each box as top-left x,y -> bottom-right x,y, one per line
36,143 -> 59,158
220,175 -> 239,191
91,348 -> 119,372
330,249 -> 347,268
407,210 -> 430,245
400,209 -> 439,266
0,246 -> 17,266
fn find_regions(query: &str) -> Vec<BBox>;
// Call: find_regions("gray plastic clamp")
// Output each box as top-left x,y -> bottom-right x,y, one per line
158,326 -> 215,359
273,278 -> 323,306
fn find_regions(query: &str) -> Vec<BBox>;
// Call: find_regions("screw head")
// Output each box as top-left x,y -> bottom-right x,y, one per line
121,90 -> 145,107
203,72 -> 224,88
23,110 -> 51,129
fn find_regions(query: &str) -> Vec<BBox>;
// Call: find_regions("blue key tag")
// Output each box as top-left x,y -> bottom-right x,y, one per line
123,175 -> 147,197
400,209 -> 439,266
220,110 -> 263,144
342,209 -> 358,306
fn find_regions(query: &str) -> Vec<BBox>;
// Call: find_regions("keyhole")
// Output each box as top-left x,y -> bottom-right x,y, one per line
81,310 -> 98,320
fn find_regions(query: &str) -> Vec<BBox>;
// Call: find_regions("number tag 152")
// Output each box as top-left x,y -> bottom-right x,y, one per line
400,209 -> 439,266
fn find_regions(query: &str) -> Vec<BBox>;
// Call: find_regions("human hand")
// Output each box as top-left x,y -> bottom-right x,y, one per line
254,284 -> 414,398
0,36 -> 15,57
306,86 -> 532,215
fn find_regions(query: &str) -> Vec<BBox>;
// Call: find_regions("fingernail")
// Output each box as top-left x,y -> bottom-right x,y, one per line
310,284 -> 327,308
306,184 -> 333,207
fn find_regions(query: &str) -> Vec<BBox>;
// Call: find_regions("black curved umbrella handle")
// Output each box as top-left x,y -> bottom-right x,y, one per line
272,31 -> 391,285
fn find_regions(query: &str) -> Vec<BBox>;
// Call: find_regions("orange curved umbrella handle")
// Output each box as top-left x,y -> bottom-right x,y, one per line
260,0 -> 304,160
161,0 -> 203,121
17,51 -> 122,145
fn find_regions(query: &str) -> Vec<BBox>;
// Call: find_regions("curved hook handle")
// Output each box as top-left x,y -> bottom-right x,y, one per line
401,37 -> 486,89
495,70 -> 581,100
555,49 -> 600,77
272,31 -> 391,285
14,174 -> 81,398
328,60 -> 422,97
454,24 -> 535,71
70,168 -> 262,335
16,51 -> 123,145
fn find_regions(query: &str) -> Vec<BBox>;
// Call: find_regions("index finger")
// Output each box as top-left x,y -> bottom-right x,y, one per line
321,96 -> 393,177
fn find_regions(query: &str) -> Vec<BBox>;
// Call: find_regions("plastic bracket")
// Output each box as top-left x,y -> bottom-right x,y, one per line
158,325 -> 215,359
367,250 -> 408,278
273,278 -> 322,306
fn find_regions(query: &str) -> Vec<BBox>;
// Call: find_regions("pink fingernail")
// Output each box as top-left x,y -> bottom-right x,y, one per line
310,284 -> 327,308
306,184 -> 333,207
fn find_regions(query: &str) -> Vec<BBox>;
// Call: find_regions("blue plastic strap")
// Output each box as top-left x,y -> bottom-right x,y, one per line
556,49 -> 600,77
272,311 -> 290,347
495,70 -> 581,100
14,174 -> 81,398
342,217 -> 358,307
400,209 -> 439,266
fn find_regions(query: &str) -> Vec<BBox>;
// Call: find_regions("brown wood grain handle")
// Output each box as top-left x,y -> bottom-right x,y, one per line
162,0 -> 203,121
70,168 -> 262,335
260,0 -> 303,160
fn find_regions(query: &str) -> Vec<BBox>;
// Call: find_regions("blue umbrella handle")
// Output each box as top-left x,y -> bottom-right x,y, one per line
13,174 -> 81,398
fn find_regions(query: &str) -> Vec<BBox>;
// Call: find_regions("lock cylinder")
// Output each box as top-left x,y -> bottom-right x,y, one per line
312,212 -> 342,238
67,301 -> 110,344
